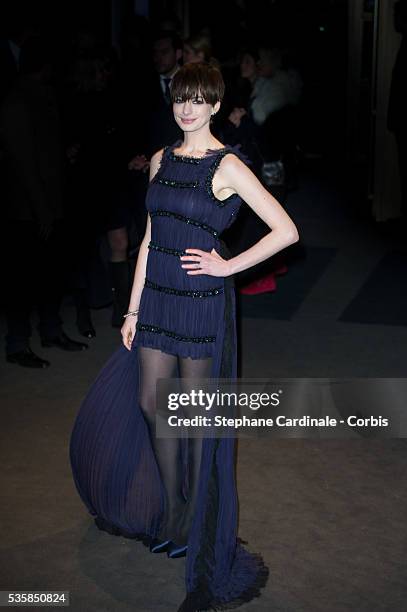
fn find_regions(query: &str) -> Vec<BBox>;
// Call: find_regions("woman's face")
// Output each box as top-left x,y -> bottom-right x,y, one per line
240,53 -> 257,80
183,44 -> 205,64
173,92 -> 219,132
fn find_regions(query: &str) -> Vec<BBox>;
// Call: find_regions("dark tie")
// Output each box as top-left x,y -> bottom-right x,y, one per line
163,77 -> 171,104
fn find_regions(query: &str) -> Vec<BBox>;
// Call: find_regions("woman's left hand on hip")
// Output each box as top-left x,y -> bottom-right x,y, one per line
180,248 -> 231,277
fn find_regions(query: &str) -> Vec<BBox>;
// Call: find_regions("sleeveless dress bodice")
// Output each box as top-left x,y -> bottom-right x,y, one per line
134,139 -> 245,359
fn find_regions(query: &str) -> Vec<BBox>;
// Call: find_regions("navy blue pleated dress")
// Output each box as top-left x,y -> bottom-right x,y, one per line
70,140 -> 268,611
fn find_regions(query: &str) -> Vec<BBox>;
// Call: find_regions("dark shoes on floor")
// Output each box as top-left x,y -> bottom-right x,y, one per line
41,331 -> 88,351
7,333 -> 88,368
167,541 -> 188,558
6,347 -> 50,369
149,537 -> 188,557
149,538 -> 172,553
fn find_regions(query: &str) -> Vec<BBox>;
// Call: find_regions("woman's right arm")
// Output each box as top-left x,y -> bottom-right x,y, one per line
121,148 -> 163,350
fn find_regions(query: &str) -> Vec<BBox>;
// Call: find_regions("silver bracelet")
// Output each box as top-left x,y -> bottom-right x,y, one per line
123,309 -> 139,318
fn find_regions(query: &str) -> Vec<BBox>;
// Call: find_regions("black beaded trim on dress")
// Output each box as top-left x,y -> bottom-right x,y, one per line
144,278 -> 223,297
148,241 -> 187,257
206,149 -> 240,207
156,177 -> 199,189
150,210 -> 220,237
168,150 -> 202,164
136,322 -> 216,343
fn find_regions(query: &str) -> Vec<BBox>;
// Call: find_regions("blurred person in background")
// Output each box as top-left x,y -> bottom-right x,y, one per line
222,47 -> 274,293
226,45 -> 302,171
255,45 -> 303,192
223,42 -> 302,295
254,46 -> 302,126
183,31 -> 218,66
223,46 -> 263,171
1,36 -> 88,368
126,31 -> 184,251
0,20 -> 37,104
128,29 -> 183,174
64,45 -> 133,331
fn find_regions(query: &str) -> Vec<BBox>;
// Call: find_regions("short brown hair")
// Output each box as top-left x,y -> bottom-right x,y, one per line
170,62 -> 225,105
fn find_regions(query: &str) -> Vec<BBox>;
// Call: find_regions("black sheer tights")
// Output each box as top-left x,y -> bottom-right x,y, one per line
138,346 -> 212,546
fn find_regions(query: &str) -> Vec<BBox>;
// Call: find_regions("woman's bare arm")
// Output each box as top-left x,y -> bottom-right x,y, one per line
213,154 -> 299,276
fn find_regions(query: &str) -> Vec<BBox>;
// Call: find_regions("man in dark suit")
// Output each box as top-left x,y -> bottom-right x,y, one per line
388,0 -> 407,219
128,30 -> 183,173
124,30 -> 184,272
1,37 -> 88,368
147,30 -> 184,154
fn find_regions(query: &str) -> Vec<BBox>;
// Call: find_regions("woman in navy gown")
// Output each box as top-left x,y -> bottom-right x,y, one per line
70,62 -> 299,611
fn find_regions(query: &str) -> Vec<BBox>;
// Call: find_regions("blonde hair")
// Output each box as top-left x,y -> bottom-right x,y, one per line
184,32 -> 220,68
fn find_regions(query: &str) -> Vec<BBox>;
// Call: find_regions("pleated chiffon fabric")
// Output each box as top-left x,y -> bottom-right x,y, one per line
70,140 -> 269,610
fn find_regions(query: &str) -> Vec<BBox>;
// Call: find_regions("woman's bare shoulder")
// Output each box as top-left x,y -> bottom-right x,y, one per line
151,147 -> 165,165
149,148 -> 165,181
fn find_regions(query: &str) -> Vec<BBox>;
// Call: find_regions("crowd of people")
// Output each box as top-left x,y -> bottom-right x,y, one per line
0,18 -> 304,369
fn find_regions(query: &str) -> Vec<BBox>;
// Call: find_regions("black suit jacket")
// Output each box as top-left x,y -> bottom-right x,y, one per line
143,74 -> 183,157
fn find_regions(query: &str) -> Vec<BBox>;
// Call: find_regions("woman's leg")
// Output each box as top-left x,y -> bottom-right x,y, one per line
138,346 -> 184,541
176,354 -> 213,545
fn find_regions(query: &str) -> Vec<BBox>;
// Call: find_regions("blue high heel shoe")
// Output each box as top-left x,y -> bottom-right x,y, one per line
167,541 -> 188,558
149,538 -> 172,553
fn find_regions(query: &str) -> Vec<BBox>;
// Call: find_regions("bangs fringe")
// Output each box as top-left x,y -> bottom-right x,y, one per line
171,62 -> 225,105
